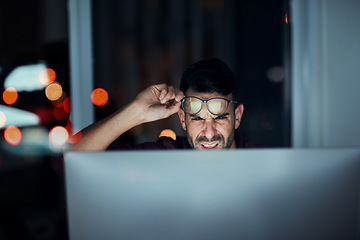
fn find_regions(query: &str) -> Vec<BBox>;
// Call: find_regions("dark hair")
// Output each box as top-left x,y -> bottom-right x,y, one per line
180,58 -> 242,104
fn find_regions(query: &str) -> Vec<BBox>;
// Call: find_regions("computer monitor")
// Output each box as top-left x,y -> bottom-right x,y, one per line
65,148 -> 360,240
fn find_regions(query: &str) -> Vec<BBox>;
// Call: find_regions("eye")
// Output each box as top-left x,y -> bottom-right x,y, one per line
215,114 -> 228,120
191,116 -> 203,121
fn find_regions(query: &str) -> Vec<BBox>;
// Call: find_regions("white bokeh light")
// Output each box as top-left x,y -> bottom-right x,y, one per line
49,126 -> 69,146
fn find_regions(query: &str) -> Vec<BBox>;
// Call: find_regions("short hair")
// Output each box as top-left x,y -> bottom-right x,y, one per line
180,58 -> 242,104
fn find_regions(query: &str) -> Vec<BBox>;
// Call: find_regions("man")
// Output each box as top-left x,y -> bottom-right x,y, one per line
67,58 -> 257,152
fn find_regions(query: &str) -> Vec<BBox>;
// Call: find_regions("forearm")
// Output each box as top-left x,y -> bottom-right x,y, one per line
66,101 -> 144,151
65,83 -> 183,152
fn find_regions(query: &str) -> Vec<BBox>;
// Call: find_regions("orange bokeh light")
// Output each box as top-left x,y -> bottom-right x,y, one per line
3,87 -> 18,105
0,111 -> 6,128
49,126 -> 69,146
45,81 -> 63,101
51,91 -> 67,107
39,68 -> 56,85
159,129 -> 176,140
4,125 -> 22,145
91,88 -> 108,106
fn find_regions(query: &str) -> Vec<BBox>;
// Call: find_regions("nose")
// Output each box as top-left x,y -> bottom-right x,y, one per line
202,119 -> 217,140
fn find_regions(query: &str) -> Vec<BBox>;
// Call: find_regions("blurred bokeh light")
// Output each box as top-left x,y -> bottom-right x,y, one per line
91,88 -> 108,106
39,68 -> 56,85
0,111 -> 6,128
4,125 -> 22,146
4,63 -> 49,91
0,104 -> 40,127
3,87 -> 18,105
49,126 -> 69,146
45,81 -> 63,101
63,97 -> 71,113
53,106 -> 69,121
66,130 -> 82,144
159,129 -> 176,140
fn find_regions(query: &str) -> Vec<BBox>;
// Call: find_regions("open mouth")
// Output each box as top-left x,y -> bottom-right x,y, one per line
200,142 -> 219,149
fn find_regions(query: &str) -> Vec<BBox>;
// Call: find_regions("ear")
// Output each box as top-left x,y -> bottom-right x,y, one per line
177,108 -> 187,130
234,104 -> 244,130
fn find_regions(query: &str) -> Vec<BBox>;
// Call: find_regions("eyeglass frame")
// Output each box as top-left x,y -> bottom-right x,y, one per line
181,96 -> 238,116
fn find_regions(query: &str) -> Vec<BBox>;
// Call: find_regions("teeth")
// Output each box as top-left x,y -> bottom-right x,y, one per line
202,143 -> 217,148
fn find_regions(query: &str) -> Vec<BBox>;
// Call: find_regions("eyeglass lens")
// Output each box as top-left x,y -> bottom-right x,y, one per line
182,97 -> 229,115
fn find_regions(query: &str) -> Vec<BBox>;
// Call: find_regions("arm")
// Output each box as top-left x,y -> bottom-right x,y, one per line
66,84 -> 184,151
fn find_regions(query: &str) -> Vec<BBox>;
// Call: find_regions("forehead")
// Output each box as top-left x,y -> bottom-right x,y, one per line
185,89 -> 232,100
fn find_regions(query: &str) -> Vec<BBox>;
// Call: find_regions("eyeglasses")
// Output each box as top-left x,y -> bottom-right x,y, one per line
181,96 -> 238,115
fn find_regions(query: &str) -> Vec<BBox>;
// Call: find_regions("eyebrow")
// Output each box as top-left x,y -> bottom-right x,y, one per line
189,113 -> 230,118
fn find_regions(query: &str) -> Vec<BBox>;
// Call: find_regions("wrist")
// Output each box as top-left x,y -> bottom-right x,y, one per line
123,99 -> 146,125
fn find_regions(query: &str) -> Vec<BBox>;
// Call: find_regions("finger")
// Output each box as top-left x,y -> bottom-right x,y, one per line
159,88 -> 168,103
175,89 -> 185,102
153,83 -> 167,91
160,86 -> 176,104
160,86 -> 176,103
152,83 -> 167,99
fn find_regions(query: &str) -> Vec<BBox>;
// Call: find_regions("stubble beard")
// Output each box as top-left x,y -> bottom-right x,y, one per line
186,126 -> 236,150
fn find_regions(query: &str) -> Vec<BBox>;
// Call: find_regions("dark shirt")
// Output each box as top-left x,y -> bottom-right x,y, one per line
109,131 -> 261,150
53,132 -> 261,176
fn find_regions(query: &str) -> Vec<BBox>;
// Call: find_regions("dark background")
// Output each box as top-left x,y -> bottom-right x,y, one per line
0,0 -> 289,239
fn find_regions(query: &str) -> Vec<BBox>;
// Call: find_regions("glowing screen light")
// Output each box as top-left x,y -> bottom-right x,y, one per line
39,68 -> 56,85
4,125 -> 22,145
91,88 -> 109,106
159,129 -> 176,140
0,111 -> 6,128
190,101 -> 201,113
49,126 -> 69,146
208,101 -> 221,113
3,87 -> 18,105
0,104 -> 40,127
45,82 -> 63,101
4,63 -> 48,91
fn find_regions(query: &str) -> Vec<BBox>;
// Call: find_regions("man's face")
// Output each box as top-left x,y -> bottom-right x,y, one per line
178,89 -> 244,150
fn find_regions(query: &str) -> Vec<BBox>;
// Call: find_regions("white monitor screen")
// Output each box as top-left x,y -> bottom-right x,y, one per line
65,148 -> 360,240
